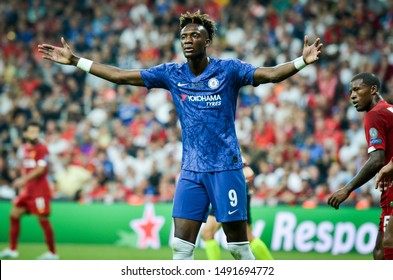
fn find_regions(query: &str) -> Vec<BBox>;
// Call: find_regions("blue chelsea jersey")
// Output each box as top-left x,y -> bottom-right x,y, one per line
141,57 -> 257,172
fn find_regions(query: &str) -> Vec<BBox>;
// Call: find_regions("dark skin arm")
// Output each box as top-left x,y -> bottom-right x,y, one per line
253,35 -> 322,85
39,36 -> 322,87
38,37 -> 145,86
328,150 -> 385,209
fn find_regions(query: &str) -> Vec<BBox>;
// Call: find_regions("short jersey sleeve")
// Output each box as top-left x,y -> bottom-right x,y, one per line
364,110 -> 387,154
140,63 -> 171,90
230,59 -> 257,88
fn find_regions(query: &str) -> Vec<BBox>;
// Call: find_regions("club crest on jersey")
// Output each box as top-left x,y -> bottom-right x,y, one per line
208,78 -> 220,89
369,128 -> 382,145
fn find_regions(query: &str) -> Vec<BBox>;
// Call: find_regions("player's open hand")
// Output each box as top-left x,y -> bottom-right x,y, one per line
375,159 -> 393,192
38,37 -> 75,65
327,187 -> 350,210
302,35 -> 323,65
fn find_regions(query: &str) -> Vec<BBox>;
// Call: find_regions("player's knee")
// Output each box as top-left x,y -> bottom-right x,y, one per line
200,228 -> 214,241
227,241 -> 255,260
222,220 -> 247,242
10,207 -> 24,219
382,235 -> 393,248
172,237 -> 195,260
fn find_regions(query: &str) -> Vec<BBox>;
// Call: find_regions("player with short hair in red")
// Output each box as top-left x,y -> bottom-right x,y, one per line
0,121 -> 58,260
375,157 -> 393,259
328,72 -> 393,260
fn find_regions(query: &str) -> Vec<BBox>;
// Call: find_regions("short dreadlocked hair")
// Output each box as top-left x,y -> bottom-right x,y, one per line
179,10 -> 216,42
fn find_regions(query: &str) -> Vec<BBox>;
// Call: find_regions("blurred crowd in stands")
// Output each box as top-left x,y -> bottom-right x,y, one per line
1,0 -> 393,209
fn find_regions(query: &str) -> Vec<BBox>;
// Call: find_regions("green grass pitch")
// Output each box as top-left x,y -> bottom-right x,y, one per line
0,242 -> 372,260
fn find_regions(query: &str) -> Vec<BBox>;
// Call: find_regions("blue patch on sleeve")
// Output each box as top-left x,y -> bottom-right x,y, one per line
370,138 -> 382,145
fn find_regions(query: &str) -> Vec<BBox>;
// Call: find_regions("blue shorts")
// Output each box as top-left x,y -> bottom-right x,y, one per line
209,185 -> 252,224
172,169 -> 247,223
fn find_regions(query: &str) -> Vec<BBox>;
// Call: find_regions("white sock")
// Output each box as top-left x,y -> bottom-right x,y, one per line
227,241 -> 255,260
172,237 -> 195,260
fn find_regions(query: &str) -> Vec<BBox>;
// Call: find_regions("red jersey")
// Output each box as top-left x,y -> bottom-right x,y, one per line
364,100 -> 393,209
21,141 -> 51,198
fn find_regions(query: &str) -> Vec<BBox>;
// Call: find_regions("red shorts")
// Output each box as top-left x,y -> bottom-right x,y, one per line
379,208 -> 393,233
14,194 -> 51,215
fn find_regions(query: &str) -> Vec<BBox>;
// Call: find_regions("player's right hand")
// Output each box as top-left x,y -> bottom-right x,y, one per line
12,177 -> 26,189
327,187 -> 350,209
375,180 -> 391,192
375,159 -> 393,192
38,37 -> 75,65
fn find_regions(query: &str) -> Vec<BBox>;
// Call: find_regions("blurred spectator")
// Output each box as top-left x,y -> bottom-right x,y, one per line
53,154 -> 92,200
1,0 -> 391,207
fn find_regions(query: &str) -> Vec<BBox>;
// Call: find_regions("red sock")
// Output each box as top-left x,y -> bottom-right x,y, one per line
384,248 -> 393,260
38,218 -> 56,254
10,217 -> 20,250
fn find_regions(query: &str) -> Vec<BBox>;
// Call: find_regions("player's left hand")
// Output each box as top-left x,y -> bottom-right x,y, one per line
327,187 -> 350,210
302,35 -> 323,65
12,178 -> 26,188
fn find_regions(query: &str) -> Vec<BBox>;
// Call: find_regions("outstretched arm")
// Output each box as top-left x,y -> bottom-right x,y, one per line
327,150 -> 385,209
38,37 -> 145,86
253,35 -> 322,85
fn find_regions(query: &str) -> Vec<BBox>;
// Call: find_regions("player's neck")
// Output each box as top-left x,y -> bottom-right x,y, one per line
368,95 -> 383,111
187,56 -> 210,77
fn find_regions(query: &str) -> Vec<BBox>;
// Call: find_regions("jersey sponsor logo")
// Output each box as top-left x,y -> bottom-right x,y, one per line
180,94 -> 188,102
187,94 -> 221,102
228,209 -> 239,215
208,78 -> 220,89
177,82 -> 187,87
181,93 -> 222,107
23,158 -> 37,168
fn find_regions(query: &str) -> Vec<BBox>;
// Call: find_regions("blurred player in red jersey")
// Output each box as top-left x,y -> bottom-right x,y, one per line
375,157 -> 393,259
328,72 -> 393,260
0,121 -> 58,260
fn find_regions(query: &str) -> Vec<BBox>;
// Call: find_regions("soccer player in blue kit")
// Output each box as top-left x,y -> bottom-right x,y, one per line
38,10 -> 322,260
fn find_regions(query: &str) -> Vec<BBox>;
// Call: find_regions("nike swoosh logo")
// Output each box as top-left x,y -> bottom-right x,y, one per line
228,209 -> 239,215
177,82 -> 187,87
